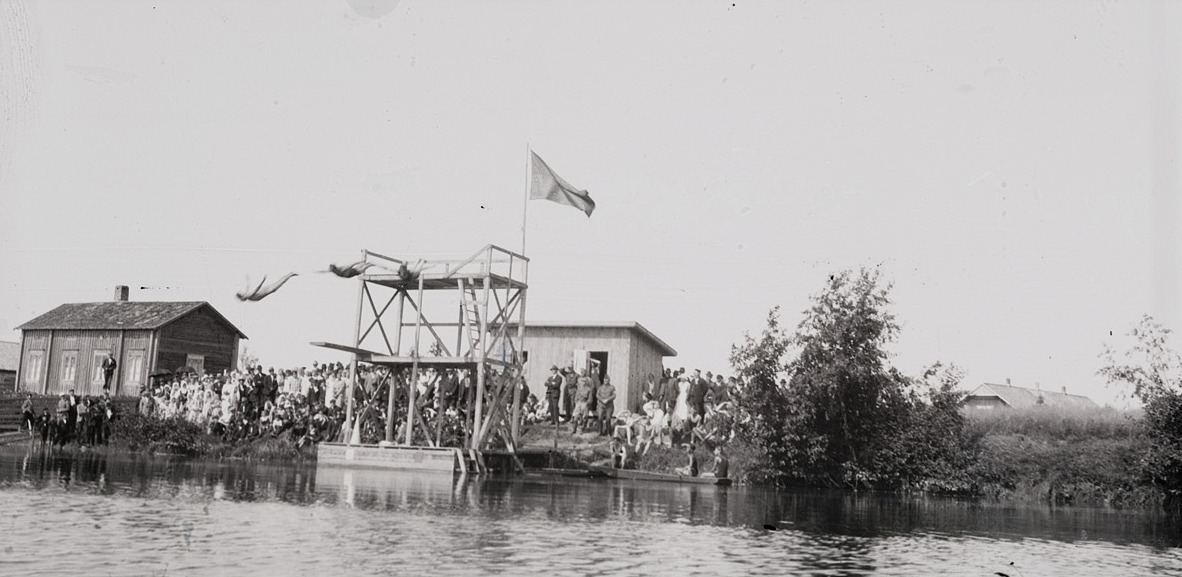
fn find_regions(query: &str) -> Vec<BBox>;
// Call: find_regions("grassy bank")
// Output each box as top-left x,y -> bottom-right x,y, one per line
963,406 -> 1164,508
109,414 -> 315,461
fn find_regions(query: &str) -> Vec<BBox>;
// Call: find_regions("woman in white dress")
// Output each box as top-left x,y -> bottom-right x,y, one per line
671,377 -> 690,431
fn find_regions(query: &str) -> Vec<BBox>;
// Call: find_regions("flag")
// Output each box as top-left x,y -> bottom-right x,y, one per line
530,151 -> 595,217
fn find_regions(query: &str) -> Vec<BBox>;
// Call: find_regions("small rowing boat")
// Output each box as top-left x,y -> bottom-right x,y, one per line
587,465 -> 732,486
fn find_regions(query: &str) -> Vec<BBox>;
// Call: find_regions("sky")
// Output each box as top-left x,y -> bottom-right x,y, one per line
1,0 -> 1179,407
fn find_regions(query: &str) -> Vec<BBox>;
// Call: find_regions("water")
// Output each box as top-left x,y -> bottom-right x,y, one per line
0,445 -> 1179,576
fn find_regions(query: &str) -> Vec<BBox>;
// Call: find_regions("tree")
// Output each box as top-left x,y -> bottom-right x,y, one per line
782,267 -> 907,487
1099,315 -> 1182,499
729,307 -> 792,484
730,267 -> 971,489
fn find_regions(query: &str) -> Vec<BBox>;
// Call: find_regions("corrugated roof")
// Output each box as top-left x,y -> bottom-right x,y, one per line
509,321 -> 677,357
16,302 -> 247,339
965,382 -> 1097,410
0,341 -> 19,372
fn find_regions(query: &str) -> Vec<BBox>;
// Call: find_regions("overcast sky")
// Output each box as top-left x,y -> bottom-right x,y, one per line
2,0 -> 1179,406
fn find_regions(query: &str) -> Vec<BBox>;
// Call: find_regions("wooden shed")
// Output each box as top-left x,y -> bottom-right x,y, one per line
14,293 -> 246,396
509,322 -> 677,414
0,341 -> 18,390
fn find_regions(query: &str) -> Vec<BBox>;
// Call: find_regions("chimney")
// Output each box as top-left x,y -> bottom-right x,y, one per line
1035,382 -> 1040,391
1061,386 -> 1067,395
114,285 -> 129,302
1005,378 -> 1011,385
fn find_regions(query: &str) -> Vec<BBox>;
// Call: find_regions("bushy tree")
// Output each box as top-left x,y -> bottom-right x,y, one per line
731,268 -> 971,489
1100,315 -> 1182,500
729,307 -> 792,484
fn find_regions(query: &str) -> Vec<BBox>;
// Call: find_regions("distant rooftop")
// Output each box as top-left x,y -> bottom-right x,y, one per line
965,382 -> 1098,410
17,302 -> 247,339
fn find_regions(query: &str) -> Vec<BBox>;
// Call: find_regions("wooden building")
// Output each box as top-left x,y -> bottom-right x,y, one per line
0,341 -> 18,390
510,322 -> 677,414
962,381 -> 1098,411
14,288 -> 246,396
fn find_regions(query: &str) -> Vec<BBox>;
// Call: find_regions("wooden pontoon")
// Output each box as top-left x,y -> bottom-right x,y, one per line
587,465 -> 733,486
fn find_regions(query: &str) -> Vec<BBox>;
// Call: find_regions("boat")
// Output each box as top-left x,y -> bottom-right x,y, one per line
587,465 -> 732,486
522,468 -> 596,479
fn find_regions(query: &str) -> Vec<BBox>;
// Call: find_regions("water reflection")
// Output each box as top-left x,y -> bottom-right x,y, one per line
1,445 -> 1180,577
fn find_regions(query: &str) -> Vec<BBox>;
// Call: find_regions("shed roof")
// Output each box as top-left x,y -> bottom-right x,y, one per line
964,382 -> 1097,410
510,321 -> 677,357
0,341 -> 19,372
16,302 -> 247,339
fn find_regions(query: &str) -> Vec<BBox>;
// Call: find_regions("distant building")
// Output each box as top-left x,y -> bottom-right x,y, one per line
962,381 -> 1098,411
14,286 -> 247,396
509,322 -> 677,413
0,341 -> 19,390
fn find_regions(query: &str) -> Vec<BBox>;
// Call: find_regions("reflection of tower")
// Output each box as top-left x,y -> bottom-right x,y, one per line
315,245 -> 529,454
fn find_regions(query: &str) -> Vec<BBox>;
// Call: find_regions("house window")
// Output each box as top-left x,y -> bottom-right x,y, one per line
186,354 -> 205,375
125,351 -> 145,388
24,351 -> 44,384
92,350 -> 110,384
61,350 -> 79,384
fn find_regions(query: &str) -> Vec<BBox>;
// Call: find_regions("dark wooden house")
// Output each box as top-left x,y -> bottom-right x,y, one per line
14,289 -> 246,396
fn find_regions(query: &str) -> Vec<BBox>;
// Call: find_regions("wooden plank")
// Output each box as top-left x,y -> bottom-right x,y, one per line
587,465 -> 732,486
310,342 -> 384,358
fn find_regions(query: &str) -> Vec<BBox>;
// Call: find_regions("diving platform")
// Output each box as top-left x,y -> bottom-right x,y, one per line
313,244 -> 530,473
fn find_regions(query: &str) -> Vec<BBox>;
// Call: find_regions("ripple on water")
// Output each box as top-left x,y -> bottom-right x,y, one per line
0,447 -> 1180,576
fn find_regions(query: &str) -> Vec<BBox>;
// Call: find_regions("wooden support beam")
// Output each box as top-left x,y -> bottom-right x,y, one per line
403,291 -> 453,357
363,285 -> 396,355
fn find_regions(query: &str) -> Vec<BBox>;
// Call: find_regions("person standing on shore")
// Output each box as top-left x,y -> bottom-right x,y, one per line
101,353 -> 117,393
66,389 -> 78,441
596,375 -> 616,436
21,393 -> 34,438
562,367 -> 577,423
544,366 -> 563,424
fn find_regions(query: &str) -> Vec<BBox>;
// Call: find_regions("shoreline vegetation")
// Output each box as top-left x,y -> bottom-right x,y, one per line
8,268 -> 1181,512
3,396 -> 1169,510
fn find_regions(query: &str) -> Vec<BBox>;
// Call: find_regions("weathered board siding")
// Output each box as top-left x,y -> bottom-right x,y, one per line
118,330 -> 154,396
40,329 -> 125,396
156,309 -> 238,376
627,332 -> 667,413
520,326 -> 672,414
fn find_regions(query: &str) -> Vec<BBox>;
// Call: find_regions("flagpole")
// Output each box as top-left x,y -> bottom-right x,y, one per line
522,142 -> 530,255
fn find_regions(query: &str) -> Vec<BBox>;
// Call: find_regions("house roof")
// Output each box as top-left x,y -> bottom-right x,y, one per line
509,321 -> 677,357
965,382 -> 1097,410
0,341 -> 19,372
16,302 -> 247,339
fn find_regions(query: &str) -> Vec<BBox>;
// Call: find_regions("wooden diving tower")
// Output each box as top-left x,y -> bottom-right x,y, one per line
313,245 -> 528,474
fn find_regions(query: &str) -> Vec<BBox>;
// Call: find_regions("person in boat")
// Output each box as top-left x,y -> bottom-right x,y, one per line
675,443 -> 699,477
700,446 -> 729,479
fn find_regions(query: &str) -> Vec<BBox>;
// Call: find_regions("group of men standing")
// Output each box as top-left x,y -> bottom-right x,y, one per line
543,365 -> 616,435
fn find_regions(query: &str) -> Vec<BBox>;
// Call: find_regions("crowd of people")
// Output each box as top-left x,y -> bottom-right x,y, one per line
17,355 -> 744,479
21,390 -> 118,448
137,362 -> 350,448
519,365 -> 744,477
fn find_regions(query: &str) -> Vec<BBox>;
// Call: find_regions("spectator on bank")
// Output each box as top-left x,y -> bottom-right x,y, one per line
544,366 -> 562,424
101,353 -> 118,393
21,393 -> 34,438
561,367 -> 577,422
596,376 -> 616,436
572,374 -> 593,433
675,443 -> 699,477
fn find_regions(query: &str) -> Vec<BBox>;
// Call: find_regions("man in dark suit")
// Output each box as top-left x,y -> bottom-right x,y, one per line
544,366 -> 563,424
659,370 -> 678,415
688,369 -> 709,422
101,354 -> 117,393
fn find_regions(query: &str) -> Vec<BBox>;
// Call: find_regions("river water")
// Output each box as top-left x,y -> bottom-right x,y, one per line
0,445 -> 1179,576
